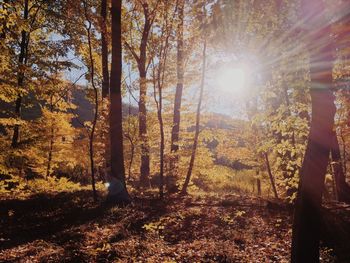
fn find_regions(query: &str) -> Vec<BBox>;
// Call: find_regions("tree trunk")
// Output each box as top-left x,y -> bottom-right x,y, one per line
156,82 -> 165,198
291,89 -> 336,263
264,152 -> 279,199
169,0 -> 185,192
101,0 -> 110,169
181,37 -> 206,195
291,1 -> 335,260
331,131 -> 350,203
11,0 -> 29,148
46,98 -> 54,179
126,135 -> 135,180
137,4 -> 152,186
101,0 -> 109,98
339,128 -> 347,177
256,170 -> 261,196
110,0 -> 129,200
46,131 -> 54,179
139,74 -> 150,186
84,1 -> 98,201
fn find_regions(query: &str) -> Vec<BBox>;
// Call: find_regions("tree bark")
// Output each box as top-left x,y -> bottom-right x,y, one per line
264,152 -> 279,199
181,37 -> 206,195
291,1 -> 335,260
46,97 -> 54,179
331,131 -> 350,203
84,1 -> 98,201
101,0 -> 109,98
124,3 -> 154,186
291,89 -> 336,263
110,0 -> 128,195
11,0 -> 29,147
169,0 -> 185,191
101,0 -> 110,170
139,74 -> 150,186
156,80 -> 165,198
125,134 -> 135,180
138,4 -> 152,186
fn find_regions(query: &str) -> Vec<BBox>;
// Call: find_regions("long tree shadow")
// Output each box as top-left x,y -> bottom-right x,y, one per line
0,190 -> 115,250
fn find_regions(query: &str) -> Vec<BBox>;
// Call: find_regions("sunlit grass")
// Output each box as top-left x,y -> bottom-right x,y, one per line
189,165 -> 272,196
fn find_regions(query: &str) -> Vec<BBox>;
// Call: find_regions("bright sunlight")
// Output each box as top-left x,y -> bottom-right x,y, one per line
217,66 -> 247,94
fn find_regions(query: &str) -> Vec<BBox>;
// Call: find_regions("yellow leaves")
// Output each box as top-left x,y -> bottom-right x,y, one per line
143,220 -> 166,239
0,2 -> 18,32
234,210 -> 246,218
0,118 -> 26,127
221,215 -> 234,225
96,243 -> 111,252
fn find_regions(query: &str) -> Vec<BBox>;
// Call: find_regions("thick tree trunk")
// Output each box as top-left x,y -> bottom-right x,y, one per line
181,38 -> 206,195
11,0 -> 29,147
110,0 -> 129,202
291,89 -> 336,262
331,132 -> 350,203
168,0 -> 185,192
291,1 -> 335,260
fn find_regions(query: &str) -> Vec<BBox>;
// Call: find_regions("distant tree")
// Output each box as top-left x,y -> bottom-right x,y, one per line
169,0 -> 185,192
10,0 -> 29,147
124,1 -> 159,186
83,0 -> 99,201
151,1 -> 176,197
182,5 -> 207,195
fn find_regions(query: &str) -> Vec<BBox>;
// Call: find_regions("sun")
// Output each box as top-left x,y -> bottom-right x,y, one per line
217,67 -> 247,93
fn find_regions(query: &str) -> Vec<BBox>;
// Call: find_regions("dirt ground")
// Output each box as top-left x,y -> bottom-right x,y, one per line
0,190 -> 348,262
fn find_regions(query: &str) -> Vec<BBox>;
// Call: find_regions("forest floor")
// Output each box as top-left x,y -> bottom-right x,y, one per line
0,190 -> 349,263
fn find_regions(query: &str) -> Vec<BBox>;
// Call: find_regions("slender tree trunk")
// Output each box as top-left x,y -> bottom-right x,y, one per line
84,2 -> 98,201
139,73 -> 150,186
257,177 -> 261,196
264,152 -> 279,199
46,131 -> 54,179
46,98 -> 54,179
339,128 -> 347,176
110,0 -> 128,195
181,38 -> 206,195
291,1 -> 335,260
156,85 -> 165,198
125,103 -> 135,181
101,0 -> 110,170
101,0 -> 109,99
169,0 -> 185,192
12,0 -> 29,147
331,131 -> 350,203
126,135 -> 135,180
137,4 -> 152,186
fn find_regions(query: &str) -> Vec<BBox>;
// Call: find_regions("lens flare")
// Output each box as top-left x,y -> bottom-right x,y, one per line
217,67 -> 246,93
